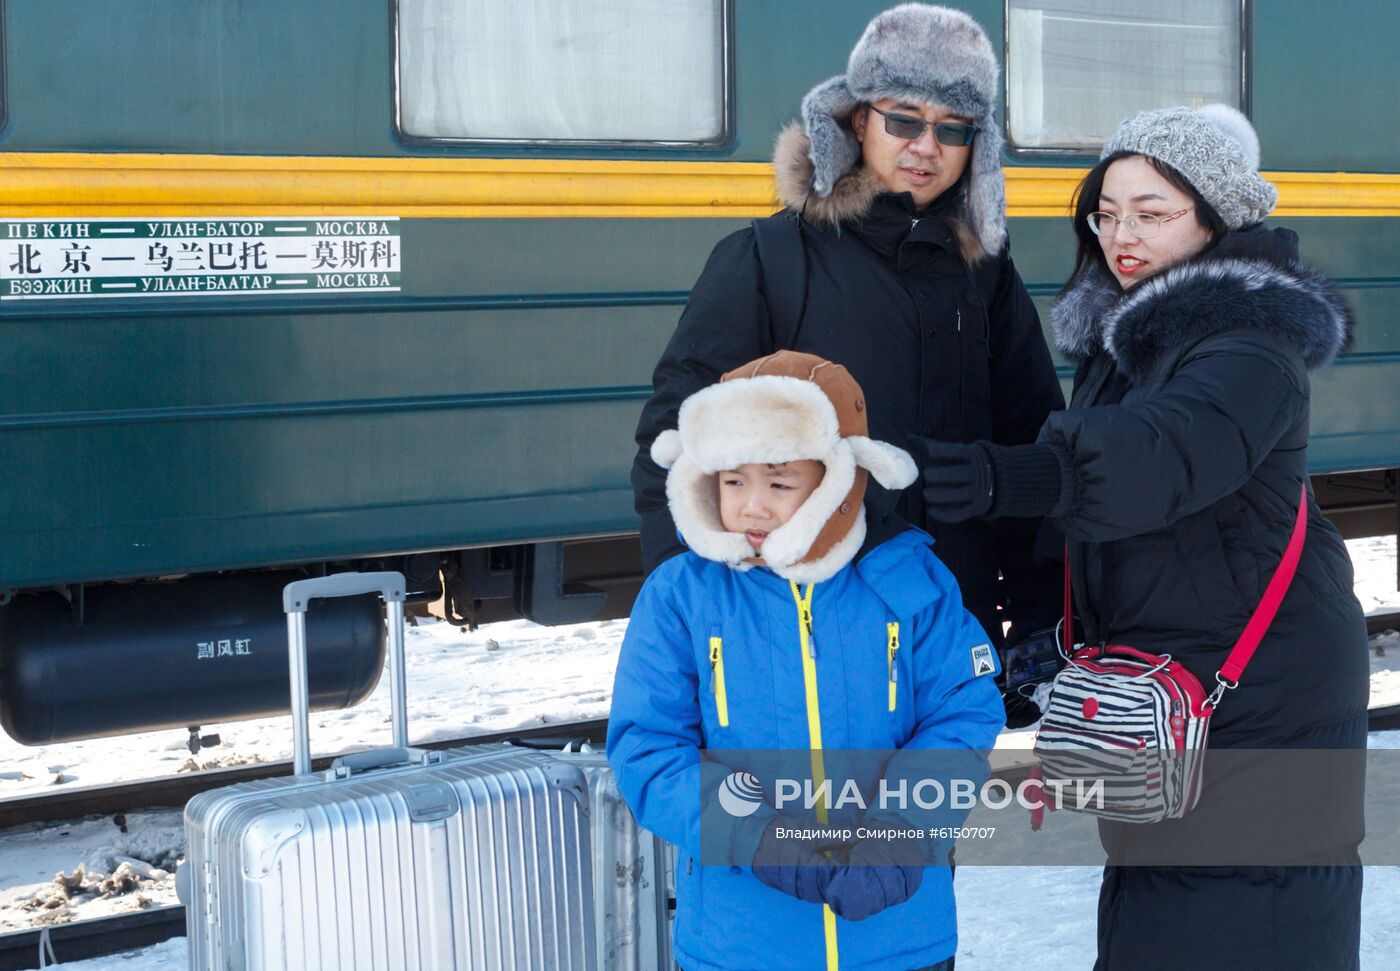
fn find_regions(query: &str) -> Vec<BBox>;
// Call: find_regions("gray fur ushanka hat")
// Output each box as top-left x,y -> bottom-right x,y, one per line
1101,104 -> 1277,230
800,3 -> 1006,256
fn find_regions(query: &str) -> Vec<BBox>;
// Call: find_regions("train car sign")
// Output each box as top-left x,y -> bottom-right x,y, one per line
1,217 -> 401,299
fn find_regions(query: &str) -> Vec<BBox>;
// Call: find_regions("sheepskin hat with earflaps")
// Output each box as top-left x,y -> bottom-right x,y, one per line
651,351 -> 918,584
796,3 -> 1006,257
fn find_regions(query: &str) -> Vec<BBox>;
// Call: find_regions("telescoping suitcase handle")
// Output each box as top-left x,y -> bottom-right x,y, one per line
282,571 -> 409,776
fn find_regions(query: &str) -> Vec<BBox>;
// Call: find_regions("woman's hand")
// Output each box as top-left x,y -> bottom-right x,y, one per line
912,438 -> 1070,522
911,439 -> 995,522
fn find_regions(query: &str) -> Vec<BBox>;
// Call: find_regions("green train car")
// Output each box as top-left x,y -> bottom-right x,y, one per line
1,0 -> 1397,743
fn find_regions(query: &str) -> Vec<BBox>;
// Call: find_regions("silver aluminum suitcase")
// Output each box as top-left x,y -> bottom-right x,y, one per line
501,740 -> 677,971
180,572 -> 597,970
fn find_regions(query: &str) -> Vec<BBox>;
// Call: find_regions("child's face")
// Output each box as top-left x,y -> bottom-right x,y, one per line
717,461 -> 826,553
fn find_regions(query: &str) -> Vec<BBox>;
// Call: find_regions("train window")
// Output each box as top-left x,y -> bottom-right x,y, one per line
1006,1 -> 1245,153
395,0 -> 729,146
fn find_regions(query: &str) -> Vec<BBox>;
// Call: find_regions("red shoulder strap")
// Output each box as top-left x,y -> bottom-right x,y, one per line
1060,480 -> 1308,687
1219,481 -> 1309,683
1063,539 -> 1074,653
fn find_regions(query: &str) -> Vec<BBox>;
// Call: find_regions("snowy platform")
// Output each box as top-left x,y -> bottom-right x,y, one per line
1,537 -> 1397,967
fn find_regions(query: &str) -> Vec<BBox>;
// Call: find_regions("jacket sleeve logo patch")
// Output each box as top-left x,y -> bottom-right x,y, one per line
970,643 -> 996,678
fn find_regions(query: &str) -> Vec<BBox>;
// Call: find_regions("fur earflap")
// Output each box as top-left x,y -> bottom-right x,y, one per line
663,454 -> 759,569
800,77 -> 863,199
846,436 -> 918,490
781,512 -> 868,585
964,116 -> 1008,257
650,429 -> 683,469
756,440 -> 859,579
773,123 -> 882,228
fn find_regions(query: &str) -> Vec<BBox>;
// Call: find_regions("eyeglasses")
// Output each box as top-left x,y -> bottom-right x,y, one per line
1086,208 -> 1193,239
868,106 -> 979,146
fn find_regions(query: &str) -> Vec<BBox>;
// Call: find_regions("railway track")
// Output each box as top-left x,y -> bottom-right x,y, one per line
1366,609 -> 1400,637
4,608 -> 1400,970
0,717 -> 610,832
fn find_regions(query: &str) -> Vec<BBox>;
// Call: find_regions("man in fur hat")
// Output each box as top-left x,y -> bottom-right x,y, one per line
632,4 -> 1064,696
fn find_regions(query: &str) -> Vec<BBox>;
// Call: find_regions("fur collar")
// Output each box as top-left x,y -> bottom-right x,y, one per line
772,123 -> 987,264
1050,256 -> 1353,381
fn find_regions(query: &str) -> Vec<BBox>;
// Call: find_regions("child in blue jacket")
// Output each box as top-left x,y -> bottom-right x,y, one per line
608,351 -> 1006,971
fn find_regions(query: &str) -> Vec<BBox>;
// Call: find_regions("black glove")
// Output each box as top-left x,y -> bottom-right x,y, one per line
751,816 -> 847,905
915,440 -> 995,522
823,832 -> 925,921
915,438 -> 1070,523
1002,687 -> 1045,730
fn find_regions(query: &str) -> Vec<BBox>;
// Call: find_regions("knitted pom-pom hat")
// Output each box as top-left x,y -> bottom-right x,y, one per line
1100,103 -> 1276,230
650,351 -> 918,584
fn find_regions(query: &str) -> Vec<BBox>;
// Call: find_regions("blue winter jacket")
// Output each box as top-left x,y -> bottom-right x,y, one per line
607,529 -> 1006,971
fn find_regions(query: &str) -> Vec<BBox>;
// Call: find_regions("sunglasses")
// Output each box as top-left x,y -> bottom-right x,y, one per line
869,106 -> 979,146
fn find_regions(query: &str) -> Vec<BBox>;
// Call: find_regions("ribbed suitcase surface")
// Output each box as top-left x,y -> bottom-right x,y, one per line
181,573 -> 597,971
184,746 -> 596,970
487,742 -> 677,971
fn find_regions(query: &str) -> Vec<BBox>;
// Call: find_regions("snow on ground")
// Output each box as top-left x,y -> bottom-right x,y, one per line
3,537 -> 1399,966
46,939 -> 186,970
1353,535 -> 1400,708
0,811 -> 182,933
40,864 -> 1400,970
1350,535 -> 1400,615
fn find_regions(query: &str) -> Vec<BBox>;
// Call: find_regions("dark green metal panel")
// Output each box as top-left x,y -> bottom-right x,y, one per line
1252,0 -> 1400,173
2,1 -> 1398,592
0,215 -> 749,588
3,0 -> 388,154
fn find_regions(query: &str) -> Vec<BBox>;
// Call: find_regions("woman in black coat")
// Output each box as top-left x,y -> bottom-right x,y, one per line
915,104 -> 1370,970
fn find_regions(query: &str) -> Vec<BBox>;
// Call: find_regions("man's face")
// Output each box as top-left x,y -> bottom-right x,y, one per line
851,98 -> 974,210
717,461 -> 826,554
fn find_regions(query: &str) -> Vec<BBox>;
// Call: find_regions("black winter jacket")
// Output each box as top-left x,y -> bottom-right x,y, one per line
1042,233 -> 1369,752
632,130 -> 1065,647
1043,233 -> 1369,971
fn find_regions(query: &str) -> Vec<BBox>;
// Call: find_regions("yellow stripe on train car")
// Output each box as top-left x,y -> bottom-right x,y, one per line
3,153 -> 1400,218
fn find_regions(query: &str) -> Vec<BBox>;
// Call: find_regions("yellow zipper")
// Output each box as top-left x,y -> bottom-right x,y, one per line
887,622 -> 900,712
708,635 -> 729,727
789,581 -> 839,971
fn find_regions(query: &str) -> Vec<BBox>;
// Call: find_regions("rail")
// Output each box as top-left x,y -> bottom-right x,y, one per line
0,718 -> 609,831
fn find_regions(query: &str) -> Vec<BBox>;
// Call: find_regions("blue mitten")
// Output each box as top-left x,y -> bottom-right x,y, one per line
751,816 -> 846,905
823,833 -> 925,921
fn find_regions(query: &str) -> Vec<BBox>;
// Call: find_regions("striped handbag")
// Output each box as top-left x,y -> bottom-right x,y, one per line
1032,484 -> 1308,823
